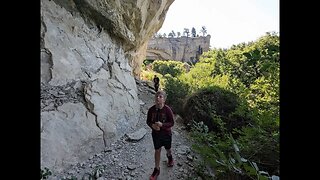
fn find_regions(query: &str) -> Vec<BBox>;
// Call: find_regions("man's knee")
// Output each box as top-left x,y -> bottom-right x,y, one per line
155,149 -> 161,153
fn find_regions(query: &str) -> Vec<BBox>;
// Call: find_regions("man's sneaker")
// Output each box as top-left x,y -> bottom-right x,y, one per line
167,154 -> 174,167
150,167 -> 160,180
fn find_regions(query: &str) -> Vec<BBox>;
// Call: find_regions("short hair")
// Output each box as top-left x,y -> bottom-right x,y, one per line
155,90 -> 167,100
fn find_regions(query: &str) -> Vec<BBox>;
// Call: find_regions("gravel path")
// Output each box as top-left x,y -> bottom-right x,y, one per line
47,80 -> 201,180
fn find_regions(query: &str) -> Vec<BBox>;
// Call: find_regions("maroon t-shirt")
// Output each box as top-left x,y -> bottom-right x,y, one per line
146,104 -> 174,135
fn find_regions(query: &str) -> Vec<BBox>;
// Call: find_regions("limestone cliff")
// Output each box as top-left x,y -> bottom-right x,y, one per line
41,0 -> 174,173
146,35 -> 211,63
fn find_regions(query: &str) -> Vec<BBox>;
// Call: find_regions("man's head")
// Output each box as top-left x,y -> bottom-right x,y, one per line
155,90 -> 166,108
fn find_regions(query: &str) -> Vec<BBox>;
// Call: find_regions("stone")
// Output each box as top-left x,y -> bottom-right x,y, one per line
146,35 -> 211,64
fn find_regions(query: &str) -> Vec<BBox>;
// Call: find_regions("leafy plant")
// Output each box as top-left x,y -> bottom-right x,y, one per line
152,60 -> 187,77
143,31 -> 280,179
163,74 -> 190,114
80,164 -> 106,180
190,124 -> 278,180
40,167 -> 52,180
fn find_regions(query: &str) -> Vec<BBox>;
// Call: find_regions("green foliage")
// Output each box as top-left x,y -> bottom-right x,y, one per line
190,123 -> 277,179
152,60 -> 187,77
80,164 -> 106,180
182,87 -> 250,136
163,74 -> 190,114
140,69 -> 163,84
40,167 -> 52,180
247,76 -> 279,116
198,32 -> 279,89
235,125 -> 280,176
181,70 -> 230,93
233,32 -> 279,87
143,59 -> 154,66
185,32 -> 278,178
141,31 -> 280,179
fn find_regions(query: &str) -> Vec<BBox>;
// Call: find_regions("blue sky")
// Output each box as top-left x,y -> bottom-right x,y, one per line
158,0 -> 279,49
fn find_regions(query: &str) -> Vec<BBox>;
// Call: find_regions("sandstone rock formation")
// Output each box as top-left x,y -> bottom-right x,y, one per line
146,35 -> 211,63
41,0 -> 174,173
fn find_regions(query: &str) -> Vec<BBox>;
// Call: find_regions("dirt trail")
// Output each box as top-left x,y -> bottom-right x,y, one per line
134,81 -> 196,180
48,81 -> 199,180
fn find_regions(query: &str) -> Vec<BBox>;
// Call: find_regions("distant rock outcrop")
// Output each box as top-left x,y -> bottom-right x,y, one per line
41,0 -> 174,173
146,35 -> 211,63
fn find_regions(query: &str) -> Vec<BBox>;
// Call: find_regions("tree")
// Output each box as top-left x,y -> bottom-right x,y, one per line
177,32 -> 181,37
183,28 -> 190,37
200,26 -> 207,36
171,30 -> 176,37
191,27 -> 196,37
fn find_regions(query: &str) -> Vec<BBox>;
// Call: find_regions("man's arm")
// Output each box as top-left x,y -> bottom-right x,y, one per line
161,106 -> 174,128
147,108 -> 161,131
146,109 -> 153,128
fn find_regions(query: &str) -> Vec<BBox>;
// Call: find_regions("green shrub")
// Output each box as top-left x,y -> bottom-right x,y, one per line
163,74 -> 190,114
182,87 -> 251,136
190,123 -> 277,180
40,167 -> 52,180
152,60 -> 187,77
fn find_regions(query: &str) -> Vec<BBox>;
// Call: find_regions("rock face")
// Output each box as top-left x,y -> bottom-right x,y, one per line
46,82 -> 204,180
146,35 -> 211,63
41,0 -> 174,173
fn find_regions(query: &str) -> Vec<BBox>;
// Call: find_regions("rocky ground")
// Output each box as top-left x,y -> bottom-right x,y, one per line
46,80 -> 206,180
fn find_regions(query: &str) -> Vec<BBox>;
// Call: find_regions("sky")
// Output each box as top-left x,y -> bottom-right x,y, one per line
158,0 -> 279,49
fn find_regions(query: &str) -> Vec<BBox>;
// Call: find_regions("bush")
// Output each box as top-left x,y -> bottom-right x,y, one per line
140,70 -> 162,81
182,87 -> 250,136
152,60 -> 187,77
163,74 -> 190,114
40,167 -> 52,179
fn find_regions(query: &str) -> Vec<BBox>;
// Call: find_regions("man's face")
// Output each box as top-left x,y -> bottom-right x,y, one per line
155,94 -> 165,107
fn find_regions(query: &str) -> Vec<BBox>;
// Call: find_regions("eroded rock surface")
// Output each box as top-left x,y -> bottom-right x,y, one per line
147,35 -> 211,64
41,0 -> 174,173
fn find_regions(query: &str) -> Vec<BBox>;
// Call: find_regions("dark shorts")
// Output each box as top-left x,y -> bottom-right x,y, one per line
152,132 -> 172,150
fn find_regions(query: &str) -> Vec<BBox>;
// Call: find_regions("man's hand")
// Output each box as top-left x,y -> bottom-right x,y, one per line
155,121 -> 163,127
152,123 -> 160,131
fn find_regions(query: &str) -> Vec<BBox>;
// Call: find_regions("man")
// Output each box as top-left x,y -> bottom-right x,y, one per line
153,75 -> 160,92
146,90 -> 174,180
